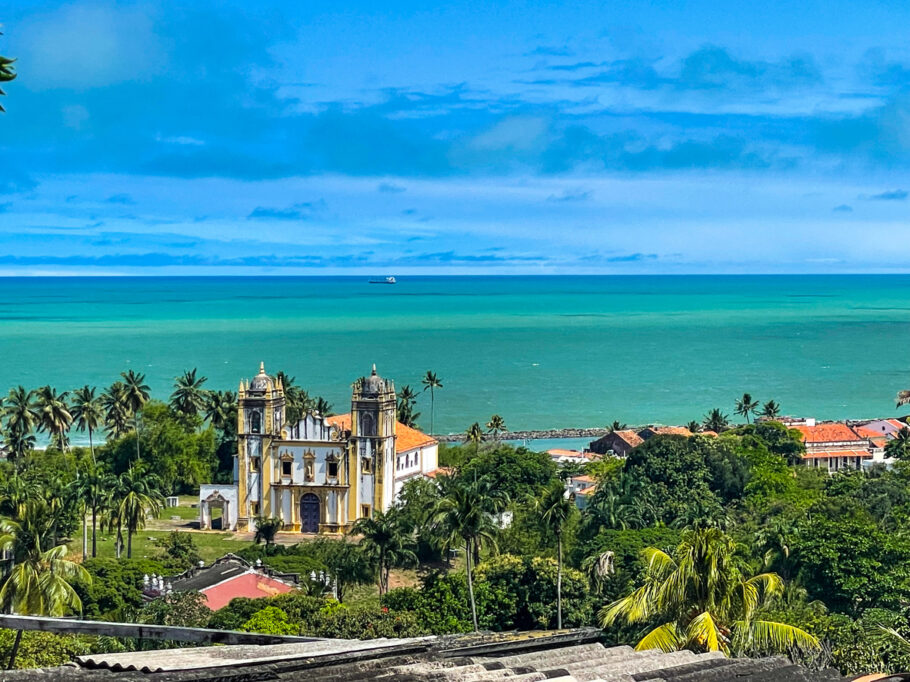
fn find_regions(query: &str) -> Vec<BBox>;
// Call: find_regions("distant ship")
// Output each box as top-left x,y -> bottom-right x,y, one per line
369,276 -> 397,284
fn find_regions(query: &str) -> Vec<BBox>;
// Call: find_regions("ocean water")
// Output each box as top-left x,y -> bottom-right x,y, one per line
0,275 -> 909,437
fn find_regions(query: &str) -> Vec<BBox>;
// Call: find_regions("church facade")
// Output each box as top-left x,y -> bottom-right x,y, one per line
199,363 -> 439,534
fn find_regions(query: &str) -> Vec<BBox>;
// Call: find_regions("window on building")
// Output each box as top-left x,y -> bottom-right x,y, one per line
251,457 -> 260,472
250,411 -> 261,434
251,501 -> 260,515
361,457 -> 372,473
327,461 -> 338,478
282,460 -> 292,476
361,504 -> 371,518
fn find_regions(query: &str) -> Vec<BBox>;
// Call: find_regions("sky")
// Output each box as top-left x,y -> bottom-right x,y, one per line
2,1 -> 910,275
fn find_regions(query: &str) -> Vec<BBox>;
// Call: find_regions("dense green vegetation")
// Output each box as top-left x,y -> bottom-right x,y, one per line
2,375 -> 910,675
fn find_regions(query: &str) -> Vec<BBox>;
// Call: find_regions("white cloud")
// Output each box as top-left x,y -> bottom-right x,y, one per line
20,3 -> 162,90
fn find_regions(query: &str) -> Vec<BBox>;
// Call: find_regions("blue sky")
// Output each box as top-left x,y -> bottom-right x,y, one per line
2,1 -> 910,274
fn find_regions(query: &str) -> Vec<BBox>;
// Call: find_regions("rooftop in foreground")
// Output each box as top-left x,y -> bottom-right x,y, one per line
2,627 -> 852,681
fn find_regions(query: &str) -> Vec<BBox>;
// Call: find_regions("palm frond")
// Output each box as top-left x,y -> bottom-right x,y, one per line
740,619 -> 819,654
636,622 -> 684,652
687,610 -> 726,653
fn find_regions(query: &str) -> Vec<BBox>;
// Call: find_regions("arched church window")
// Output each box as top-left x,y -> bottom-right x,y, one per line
250,411 -> 261,434
360,412 -> 375,436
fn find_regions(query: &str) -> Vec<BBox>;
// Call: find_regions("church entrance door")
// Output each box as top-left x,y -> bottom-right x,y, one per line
301,494 -> 320,533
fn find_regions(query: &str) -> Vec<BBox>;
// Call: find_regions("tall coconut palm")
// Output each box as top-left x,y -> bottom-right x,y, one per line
170,368 -> 208,418
432,475 -> 508,631
204,390 -> 237,434
537,480 -> 575,629
34,385 -> 73,451
486,414 -> 506,441
702,408 -> 730,433
121,370 -> 150,461
74,465 -> 112,559
599,528 -> 818,655
421,371 -> 443,434
734,393 -> 760,424
349,508 -> 417,596
2,428 -> 35,461
396,385 -> 421,428
111,466 -> 164,558
760,400 -> 781,420
70,386 -> 104,463
4,386 -> 38,441
465,422 -> 484,446
313,396 -> 333,417
101,381 -> 131,439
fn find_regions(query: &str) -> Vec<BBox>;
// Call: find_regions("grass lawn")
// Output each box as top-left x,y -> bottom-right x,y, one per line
70,528 -> 251,563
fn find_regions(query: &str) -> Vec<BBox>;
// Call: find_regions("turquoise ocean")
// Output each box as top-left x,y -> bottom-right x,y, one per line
1,276 -> 909,441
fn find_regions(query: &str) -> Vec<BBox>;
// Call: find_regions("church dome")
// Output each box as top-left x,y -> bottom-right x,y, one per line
249,362 -> 273,392
362,364 -> 384,396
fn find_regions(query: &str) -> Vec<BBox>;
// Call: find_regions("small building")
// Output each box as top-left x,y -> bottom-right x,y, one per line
547,448 -> 596,466
146,554 -> 299,611
588,429 -> 644,457
791,420 -> 883,473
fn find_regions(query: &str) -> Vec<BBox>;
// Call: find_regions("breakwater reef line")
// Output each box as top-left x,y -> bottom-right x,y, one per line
434,427 -> 613,443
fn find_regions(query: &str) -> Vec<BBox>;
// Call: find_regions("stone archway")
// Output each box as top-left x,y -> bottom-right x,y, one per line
300,493 -> 320,533
200,491 -> 230,530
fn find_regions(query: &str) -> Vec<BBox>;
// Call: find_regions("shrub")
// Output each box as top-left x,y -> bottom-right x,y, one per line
240,606 -> 300,636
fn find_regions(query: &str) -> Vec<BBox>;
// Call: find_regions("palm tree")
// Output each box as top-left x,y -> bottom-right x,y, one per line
349,508 -> 417,596
313,396 -> 333,417
70,386 -> 103,463
0,32 -> 15,113
432,475 -> 508,631
886,427 -> 910,460
486,414 -> 506,440
34,386 -> 73,451
4,386 -> 38,440
111,466 -> 164,558
121,370 -> 150,461
465,422 -> 484,446
760,400 -> 781,420
702,408 -> 730,433
610,420 -> 627,432
421,371 -> 443,434
686,420 -> 703,434
101,381 -> 131,438
253,516 -> 283,551
275,371 -> 310,423
0,511 -> 89,667
170,368 -> 208,418
74,465 -> 112,558
2,429 -> 35,461
396,385 -> 421,428
734,393 -> 759,424
537,480 -> 574,629
599,528 -> 818,655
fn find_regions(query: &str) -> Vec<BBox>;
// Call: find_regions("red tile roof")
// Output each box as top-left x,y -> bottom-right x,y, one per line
548,449 -> 585,457
571,474 -> 597,484
853,425 -> 887,439
614,429 -> 644,447
575,486 -> 597,496
791,423 -> 864,444
327,413 -> 437,454
426,467 -> 454,479
643,426 -> 694,437
802,449 -> 873,460
201,572 -> 295,611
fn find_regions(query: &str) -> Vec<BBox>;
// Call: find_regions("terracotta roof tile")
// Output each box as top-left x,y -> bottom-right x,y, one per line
614,429 -> 644,447
791,422 -> 864,444
326,413 -> 437,454
426,467 -> 454,479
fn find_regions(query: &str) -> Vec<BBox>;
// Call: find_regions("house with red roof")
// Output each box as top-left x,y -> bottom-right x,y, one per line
145,554 -> 300,611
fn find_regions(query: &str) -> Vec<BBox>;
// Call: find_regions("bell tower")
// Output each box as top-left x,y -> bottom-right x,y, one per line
349,365 -> 397,520
236,362 -> 286,530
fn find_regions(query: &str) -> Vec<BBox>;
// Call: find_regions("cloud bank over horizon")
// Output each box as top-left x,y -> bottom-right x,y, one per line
2,0 -> 910,274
